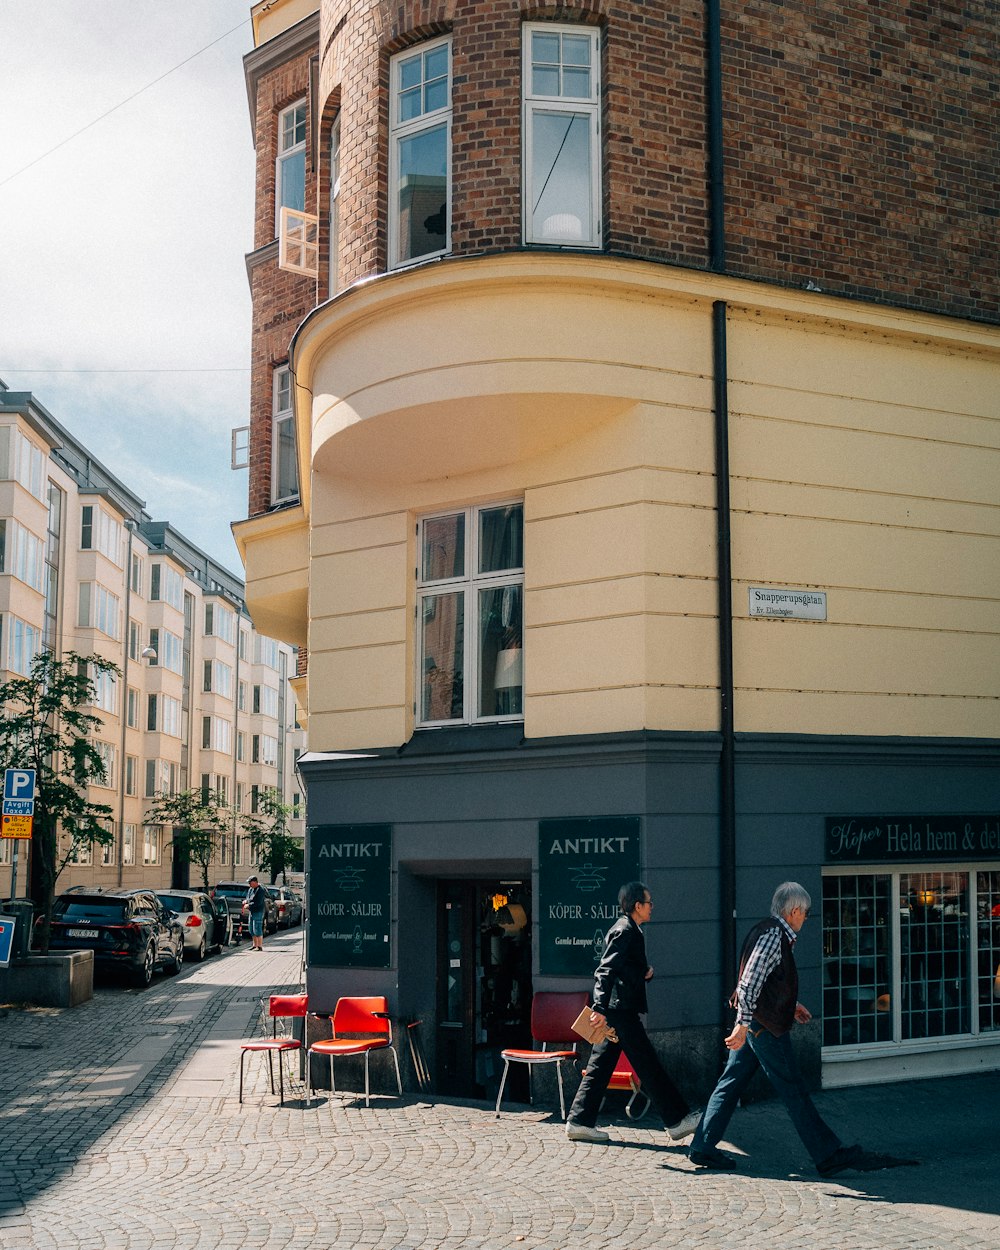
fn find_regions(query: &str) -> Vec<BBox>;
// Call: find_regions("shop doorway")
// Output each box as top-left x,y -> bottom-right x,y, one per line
436,878 -> 532,1099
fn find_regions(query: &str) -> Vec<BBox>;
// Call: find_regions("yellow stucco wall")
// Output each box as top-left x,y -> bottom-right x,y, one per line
241,254 -> 999,751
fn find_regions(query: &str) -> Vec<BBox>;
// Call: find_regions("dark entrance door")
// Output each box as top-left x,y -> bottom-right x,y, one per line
436,878 -> 532,1099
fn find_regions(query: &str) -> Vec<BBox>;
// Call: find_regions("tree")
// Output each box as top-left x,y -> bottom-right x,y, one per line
241,788 -> 302,884
145,788 -> 231,893
0,650 -> 120,954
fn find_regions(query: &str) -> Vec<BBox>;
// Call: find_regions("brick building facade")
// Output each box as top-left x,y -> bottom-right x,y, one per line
235,1 -> 998,1100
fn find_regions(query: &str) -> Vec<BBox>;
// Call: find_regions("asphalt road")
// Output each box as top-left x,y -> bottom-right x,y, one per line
2,928 -> 998,1250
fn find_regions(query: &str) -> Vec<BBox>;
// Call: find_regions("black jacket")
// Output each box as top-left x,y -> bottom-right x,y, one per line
591,915 -> 649,1014
246,884 -> 267,915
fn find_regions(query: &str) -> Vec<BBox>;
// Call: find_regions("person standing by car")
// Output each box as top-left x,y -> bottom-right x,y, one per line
246,876 -> 267,952
565,880 -> 701,1145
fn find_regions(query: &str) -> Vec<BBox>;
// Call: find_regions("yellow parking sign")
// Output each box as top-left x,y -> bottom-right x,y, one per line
1,813 -> 32,839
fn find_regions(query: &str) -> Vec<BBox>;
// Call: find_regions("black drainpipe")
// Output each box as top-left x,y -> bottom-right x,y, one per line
706,0 -> 738,1011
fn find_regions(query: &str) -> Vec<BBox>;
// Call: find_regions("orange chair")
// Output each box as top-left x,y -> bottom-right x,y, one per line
494,990 -> 589,1120
307,996 -> 403,1107
606,1051 -> 651,1120
239,993 -> 308,1105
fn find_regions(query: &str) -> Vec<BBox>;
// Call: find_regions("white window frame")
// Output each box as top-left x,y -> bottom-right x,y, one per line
389,36 -> 452,270
275,98 -> 307,234
522,23 -> 602,248
329,112 -> 341,296
271,366 -> 298,505
415,501 -> 524,728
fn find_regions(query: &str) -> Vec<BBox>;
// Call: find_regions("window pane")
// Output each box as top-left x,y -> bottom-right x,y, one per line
563,66 -> 592,98
530,111 -> 592,240
424,44 -> 449,84
532,32 -> 560,68
422,513 -> 465,581
396,124 -> 447,263
821,876 -> 892,1046
275,416 -> 298,500
478,504 -> 523,573
478,585 -> 522,717
399,84 -> 422,123
420,591 -> 464,722
280,149 -> 306,212
399,53 -> 423,92
424,75 -> 448,114
977,871 -> 1000,1033
562,34 -> 592,68
900,871 -> 969,1040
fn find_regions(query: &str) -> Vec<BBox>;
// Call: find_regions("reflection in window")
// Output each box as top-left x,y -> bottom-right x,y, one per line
390,38 -> 451,267
417,503 -> 523,726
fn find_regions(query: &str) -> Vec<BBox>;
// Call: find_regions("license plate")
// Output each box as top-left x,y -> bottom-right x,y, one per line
68,928 -> 95,938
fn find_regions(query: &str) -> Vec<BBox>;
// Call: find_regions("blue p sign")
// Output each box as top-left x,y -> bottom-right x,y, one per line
3,769 -> 36,801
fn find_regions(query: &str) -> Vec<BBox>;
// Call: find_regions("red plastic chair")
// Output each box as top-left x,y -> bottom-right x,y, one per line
494,990 -> 589,1120
307,996 -> 403,1107
606,1052 -> 651,1120
239,993 -> 308,1105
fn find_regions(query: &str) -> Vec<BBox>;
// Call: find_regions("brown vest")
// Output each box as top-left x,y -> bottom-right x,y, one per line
733,917 -> 798,1036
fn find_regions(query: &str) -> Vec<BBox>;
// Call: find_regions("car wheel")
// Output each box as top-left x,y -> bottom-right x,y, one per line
133,943 -> 155,988
195,934 -> 207,962
165,938 -> 184,975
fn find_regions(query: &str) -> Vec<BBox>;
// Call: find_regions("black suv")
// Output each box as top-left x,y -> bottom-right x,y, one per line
47,889 -> 185,987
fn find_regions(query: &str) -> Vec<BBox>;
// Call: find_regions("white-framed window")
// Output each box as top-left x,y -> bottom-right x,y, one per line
4,614 -> 41,676
143,825 -> 160,865
91,668 -> 119,715
126,686 -> 140,729
148,627 -> 183,674
80,505 -> 123,564
271,365 -> 298,504
253,683 -> 279,719
130,550 -> 144,596
254,635 -> 279,670
252,733 -> 278,767
145,759 -> 179,798
94,741 -> 116,790
329,112 -> 341,296
149,563 -> 184,611
389,36 -> 451,269
78,582 -> 121,640
416,502 -> 524,726
123,823 -> 137,866
1,426 -> 46,501
125,755 -> 138,797
0,519 -> 45,592
101,831 -> 116,867
202,715 -> 233,754
275,98 -> 307,233
205,600 -> 237,645
823,867 -> 1000,1049
522,23 -> 601,247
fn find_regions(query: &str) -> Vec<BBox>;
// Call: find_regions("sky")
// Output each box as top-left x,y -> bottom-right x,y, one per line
0,0 -> 258,575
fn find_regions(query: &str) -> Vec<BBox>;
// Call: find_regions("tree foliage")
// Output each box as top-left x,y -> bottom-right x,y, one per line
146,787 -> 232,893
0,650 -> 120,954
240,788 -> 302,883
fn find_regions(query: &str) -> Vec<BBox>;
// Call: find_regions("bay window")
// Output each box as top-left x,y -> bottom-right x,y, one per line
417,502 -> 524,727
390,37 -> 451,268
523,24 -> 601,247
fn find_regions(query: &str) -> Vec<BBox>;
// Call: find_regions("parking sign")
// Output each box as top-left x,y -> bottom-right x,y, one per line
4,769 -> 36,804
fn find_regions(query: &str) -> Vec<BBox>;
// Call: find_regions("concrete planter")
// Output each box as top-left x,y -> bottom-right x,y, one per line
0,950 -> 94,1008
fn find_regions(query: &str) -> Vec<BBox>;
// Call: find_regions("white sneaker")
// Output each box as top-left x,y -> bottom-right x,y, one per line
566,1121 -> 610,1143
666,1107 -> 702,1142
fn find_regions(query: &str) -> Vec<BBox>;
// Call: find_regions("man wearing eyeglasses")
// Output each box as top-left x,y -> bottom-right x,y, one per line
690,881 -> 901,1176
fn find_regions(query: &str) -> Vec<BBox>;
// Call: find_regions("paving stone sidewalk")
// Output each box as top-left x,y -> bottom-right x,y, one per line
2,931 -> 998,1250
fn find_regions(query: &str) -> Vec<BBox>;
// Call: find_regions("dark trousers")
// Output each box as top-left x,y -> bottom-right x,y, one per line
568,1008 -> 689,1129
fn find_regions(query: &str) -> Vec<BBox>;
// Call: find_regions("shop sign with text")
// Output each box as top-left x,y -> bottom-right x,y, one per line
307,823 -> 391,968
538,816 -> 641,976
826,815 -> 1000,865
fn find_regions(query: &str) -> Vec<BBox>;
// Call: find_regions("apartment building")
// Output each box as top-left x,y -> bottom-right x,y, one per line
0,381 -> 304,899
233,0 -> 998,1096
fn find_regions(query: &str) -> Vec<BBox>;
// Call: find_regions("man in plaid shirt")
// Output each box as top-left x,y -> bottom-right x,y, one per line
689,882 -> 912,1177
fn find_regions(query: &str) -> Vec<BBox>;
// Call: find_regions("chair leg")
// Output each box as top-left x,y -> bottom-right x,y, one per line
239,1050 -> 246,1104
556,1062 -> 566,1120
390,1046 -> 403,1095
494,1058 -> 511,1118
266,1050 -> 276,1096
364,1052 -> 371,1108
278,1053 -> 285,1105
306,1050 -> 312,1107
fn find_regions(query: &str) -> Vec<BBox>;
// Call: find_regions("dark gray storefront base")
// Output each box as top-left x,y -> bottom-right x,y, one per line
298,729 -> 999,1105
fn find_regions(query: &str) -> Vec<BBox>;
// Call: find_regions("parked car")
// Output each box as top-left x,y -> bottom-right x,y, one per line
266,885 -> 303,928
212,880 -> 278,939
155,890 -> 227,960
46,889 -> 184,987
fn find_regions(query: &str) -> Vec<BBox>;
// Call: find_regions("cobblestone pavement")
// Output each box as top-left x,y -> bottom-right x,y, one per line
2,931 -> 999,1250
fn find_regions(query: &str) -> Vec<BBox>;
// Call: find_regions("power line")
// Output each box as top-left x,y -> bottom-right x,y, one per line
0,17 -> 250,189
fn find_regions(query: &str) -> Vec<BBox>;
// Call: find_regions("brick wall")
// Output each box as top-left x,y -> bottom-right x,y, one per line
245,1 -> 996,517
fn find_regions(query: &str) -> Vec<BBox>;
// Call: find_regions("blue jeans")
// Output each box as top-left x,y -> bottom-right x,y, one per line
691,1021 -> 841,1165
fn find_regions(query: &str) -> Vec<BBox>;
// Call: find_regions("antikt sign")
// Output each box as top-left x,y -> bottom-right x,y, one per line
307,823 -> 392,968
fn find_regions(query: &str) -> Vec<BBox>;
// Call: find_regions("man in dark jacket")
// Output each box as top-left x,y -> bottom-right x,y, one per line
246,876 -> 267,952
689,881 -> 907,1176
565,880 -> 701,1144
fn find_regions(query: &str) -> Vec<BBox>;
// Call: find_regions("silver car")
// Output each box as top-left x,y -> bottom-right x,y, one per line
155,890 -> 227,961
